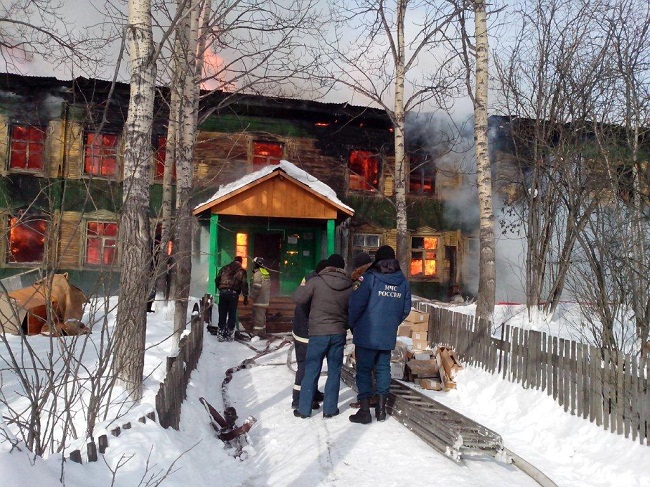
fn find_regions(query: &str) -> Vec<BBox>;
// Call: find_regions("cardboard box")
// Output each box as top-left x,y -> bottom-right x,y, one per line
397,323 -> 412,337
406,359 -> 439,378
390,361 -> 405,380
405,309 -> 429,324
420,378 -> 443,391
409,321 -> 429,333
412,331 -> 428,341
413,351 -> 433,360
412,338 -> 429,350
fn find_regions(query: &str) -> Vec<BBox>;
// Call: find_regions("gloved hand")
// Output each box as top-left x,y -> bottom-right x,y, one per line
243,296 -> 249,306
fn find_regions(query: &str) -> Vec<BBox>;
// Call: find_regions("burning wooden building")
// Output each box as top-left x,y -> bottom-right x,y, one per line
0,73 -> 474,300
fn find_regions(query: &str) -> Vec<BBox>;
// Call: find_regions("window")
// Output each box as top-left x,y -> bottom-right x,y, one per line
253,141 -> 283,167
410,236 -> 438,277
84,132 -> 118,177
352,233 -> 380,260
236,232 -> 248,269
7,215 -> 47,263
154,136 -> 176,180
9,125 -> 45,171
86,221 -> 118,265
349,150 -> 380,191
409,153 -> 435,194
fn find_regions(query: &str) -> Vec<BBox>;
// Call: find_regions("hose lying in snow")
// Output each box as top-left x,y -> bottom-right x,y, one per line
505,448 -> 559,487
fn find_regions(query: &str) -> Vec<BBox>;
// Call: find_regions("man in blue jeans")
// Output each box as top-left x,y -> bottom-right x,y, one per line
293,254 -> 353,419
348,245 -> 411,424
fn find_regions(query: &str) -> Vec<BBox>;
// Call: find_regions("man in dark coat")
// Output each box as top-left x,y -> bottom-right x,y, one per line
348,245 -> 411,424
291,259 -> 328,409
213,256 -> 249,342
293,254 -> 353,419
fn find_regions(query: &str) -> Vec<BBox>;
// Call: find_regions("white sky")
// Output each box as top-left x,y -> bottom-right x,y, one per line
1,299 -> 648,486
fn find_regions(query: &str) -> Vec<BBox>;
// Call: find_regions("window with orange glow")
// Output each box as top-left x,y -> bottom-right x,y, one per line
236,232 -> 248,269
410,236 -> 438,277
253,141 -> 283,167
352,233 -> 381,261
86,221 -> 118,265
9,126 -> 45,171
409,154 -> 435,194
7,216 -> 47,263
155,136 -> 176,180
84,132 -> 118,177
349,150 -> 380,191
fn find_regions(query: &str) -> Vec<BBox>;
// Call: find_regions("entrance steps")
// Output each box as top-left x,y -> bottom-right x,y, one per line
238,296 -> 294,334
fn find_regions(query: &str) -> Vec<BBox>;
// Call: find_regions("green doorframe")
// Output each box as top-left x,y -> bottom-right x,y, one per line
208,213 -> 219,295
327,219 -> 335,256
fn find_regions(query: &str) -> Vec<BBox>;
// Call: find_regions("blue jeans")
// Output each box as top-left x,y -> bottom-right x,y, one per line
355,346 -> 391,399
297,334 -> 346,416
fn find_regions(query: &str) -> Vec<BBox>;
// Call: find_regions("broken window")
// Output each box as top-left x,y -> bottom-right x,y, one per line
9,125 -> 45,171
410,236 -> 438,277
86,221 -> 118,265
409,153 -> 435,194
252,141 -> 283,167
349,150 -> 380,191
84,132 -> 118,177
7,215 -> 47,263
352,233 -> 380,261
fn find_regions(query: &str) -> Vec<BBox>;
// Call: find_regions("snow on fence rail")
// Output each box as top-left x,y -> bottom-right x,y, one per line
415,302 -> 650,446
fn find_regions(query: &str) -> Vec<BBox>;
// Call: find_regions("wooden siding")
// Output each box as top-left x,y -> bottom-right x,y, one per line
0,114 -> 7,176
212,176 -> 339,219
64,122 -> 84,179
58,211 -> 83,268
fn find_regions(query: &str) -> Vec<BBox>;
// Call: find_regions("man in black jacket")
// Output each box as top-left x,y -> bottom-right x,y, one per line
212,256 -> 249,342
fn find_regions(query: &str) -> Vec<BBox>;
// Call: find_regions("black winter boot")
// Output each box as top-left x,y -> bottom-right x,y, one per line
375,395 -> 387,421
349,398 -> 372,424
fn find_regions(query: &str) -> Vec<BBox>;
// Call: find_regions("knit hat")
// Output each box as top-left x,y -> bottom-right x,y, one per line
315,259 -> 328,273
353,251 -> 372,269
374,245 -> 395,263
326,253 -> 345,269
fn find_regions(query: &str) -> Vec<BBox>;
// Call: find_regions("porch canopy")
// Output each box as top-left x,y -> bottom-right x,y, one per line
193,160 -> 354,295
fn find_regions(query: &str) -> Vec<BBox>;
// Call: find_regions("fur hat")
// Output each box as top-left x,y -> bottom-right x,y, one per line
326,253 -> 345,269
353,251 -> 373,269
374,245 -> 395,263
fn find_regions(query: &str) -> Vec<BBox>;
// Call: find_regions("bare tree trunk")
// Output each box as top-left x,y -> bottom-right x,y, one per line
393,0 -> 409,273
473,0 -> 495,329
114,0 -> 156,400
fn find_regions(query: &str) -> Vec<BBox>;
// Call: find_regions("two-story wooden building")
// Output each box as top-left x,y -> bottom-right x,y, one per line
0,73 -> 474,299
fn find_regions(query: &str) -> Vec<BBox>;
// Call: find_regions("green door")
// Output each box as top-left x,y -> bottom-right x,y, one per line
280,230 -> 318,295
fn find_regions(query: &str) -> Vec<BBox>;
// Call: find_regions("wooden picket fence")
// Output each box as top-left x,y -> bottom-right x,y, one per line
416,302 -> 650,446
155,296 -> 209,429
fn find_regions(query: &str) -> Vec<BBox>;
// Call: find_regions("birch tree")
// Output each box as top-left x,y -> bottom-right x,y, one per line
318,0 -> 463,272
113,0 -> 157,400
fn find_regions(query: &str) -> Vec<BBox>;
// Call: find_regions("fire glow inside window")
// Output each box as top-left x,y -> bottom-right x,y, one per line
410,236 -> 438,277
253,141 -> 283,167
409,154 -> 435,194
86,221 -> 118,265
10,125 -> 45,171
236,232 -> 248,269
7,216 -> 47,263
349,150 -> 379,191
84,133 -> 118,177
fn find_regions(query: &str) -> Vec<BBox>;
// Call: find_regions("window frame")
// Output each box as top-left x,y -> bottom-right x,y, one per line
348,150 -> 380,192
409,235 -> 439,279
409,153 -> 436,195
83,131 -> 120,178
252,140 -> 284,167
8,125 -> 46,173
351,233 -> 381,261
84,220 -> 119,267
5,213 -> 48,265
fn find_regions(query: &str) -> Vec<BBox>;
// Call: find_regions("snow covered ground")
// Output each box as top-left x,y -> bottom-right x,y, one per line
1,301 -> 649,486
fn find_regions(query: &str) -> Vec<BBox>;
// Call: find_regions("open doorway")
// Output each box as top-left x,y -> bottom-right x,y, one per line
253,233 -> 282,296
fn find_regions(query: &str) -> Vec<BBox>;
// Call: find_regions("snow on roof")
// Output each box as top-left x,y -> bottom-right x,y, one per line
193,160 -> 354,214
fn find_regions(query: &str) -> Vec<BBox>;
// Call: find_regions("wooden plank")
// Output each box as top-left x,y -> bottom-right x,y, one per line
630,355 -> 639,442
624,354 -> 632,438
502,325 -> 510,381
557,338 -> 566,411
552,336 -> 559,400
593,347 -> 603,427
616,352 -> 625,435
563,339 -> 571,412
576,343 -> 584,419
570,340 -> 577,414
541,332 -> 548,393
583,344 -> 591,419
